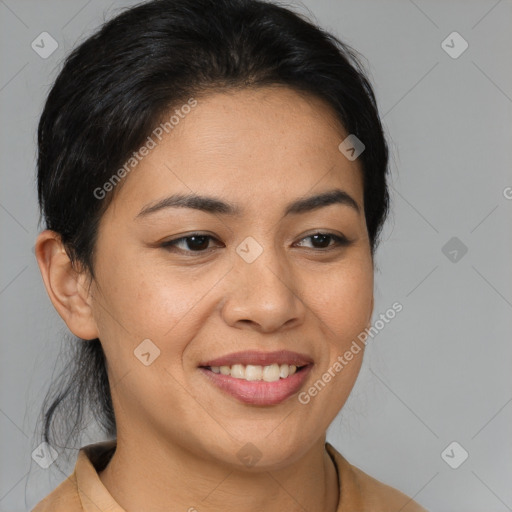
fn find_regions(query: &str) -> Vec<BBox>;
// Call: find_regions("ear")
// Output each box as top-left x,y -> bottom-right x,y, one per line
35,230 -> 99,340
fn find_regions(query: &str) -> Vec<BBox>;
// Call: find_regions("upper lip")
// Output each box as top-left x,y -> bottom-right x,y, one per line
200,350 -> 314,368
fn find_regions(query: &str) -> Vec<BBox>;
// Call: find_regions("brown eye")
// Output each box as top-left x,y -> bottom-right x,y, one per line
161,233 -> 222,254
295,232 -> 350,250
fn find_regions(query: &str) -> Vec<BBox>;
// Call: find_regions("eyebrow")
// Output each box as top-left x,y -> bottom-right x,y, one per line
135,188 -> 360,219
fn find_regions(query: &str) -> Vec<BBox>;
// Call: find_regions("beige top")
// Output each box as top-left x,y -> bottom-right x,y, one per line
32,440 -> 428,511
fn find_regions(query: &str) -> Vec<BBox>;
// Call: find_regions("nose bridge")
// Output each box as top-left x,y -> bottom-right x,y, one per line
236,233 -> 290,295
221,233 -> 305,331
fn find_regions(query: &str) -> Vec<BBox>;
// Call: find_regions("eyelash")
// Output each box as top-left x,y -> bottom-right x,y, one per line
160,232 -> 351,256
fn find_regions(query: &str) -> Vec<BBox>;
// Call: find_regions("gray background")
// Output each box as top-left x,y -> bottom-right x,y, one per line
1,0 -> 511,510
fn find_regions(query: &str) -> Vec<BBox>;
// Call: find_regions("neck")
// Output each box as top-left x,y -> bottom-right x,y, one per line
99,435 -> 339,512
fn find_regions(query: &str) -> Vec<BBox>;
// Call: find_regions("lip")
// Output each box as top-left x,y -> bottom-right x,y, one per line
199,364 -> 313,405
200,349 -> 314,368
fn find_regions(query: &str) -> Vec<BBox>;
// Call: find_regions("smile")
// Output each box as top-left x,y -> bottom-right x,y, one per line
210,363 -> 300,381
199,350 -> 313,405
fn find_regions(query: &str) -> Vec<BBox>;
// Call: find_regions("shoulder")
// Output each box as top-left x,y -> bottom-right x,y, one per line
326,442 -> 429,512
31,440 -> 118,512
31,472 -> 82,512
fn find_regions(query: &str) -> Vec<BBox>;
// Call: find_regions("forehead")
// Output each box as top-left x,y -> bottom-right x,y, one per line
105,86 -> 364,219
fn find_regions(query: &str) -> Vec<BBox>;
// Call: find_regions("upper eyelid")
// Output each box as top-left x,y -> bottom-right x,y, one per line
166,231 -> 344,242
162,231 -> 348,252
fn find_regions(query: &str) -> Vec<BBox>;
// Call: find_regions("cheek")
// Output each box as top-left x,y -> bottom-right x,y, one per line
299,261 -> 372,421
92,252 -> 232,381
304,258 -> 373,338
93,250 -> 203,336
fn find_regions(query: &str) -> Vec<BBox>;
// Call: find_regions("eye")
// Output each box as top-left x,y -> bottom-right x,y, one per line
160,231 -> 351,256
160,233 -> 223,254
294,232 -> 351,250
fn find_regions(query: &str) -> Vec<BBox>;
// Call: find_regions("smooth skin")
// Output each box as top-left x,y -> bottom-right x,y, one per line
35,85 -> 374,512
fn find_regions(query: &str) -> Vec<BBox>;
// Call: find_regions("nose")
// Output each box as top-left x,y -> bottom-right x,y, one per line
220,243 -> 307,334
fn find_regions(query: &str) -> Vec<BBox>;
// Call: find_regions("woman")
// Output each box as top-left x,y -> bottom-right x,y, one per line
32,0 -> 427,510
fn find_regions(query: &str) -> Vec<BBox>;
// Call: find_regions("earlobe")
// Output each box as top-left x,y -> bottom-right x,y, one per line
34,230 -> 99,340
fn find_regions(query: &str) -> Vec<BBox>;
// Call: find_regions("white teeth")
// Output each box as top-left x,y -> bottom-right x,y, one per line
262,363 -> 280,382
245,364 -> 262,381
209,363 -> 302,381
230,364 -> 244,379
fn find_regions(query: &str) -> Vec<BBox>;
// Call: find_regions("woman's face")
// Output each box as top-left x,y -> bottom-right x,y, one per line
87,86 -> 374,469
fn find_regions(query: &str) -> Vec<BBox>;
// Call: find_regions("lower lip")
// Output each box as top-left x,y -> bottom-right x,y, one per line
199,365 -> 313,405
